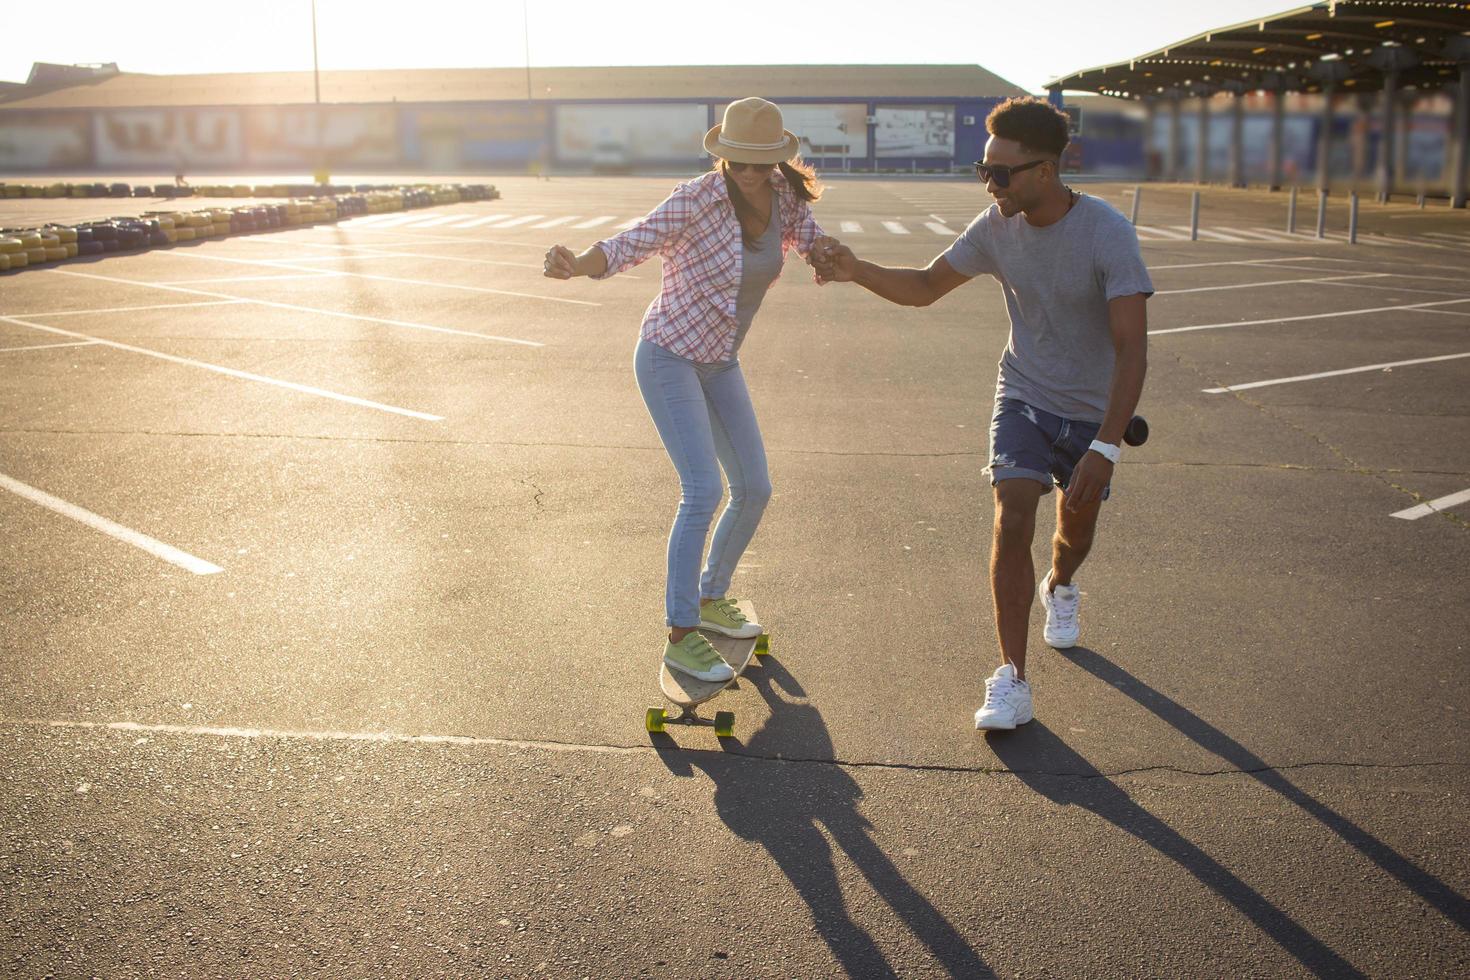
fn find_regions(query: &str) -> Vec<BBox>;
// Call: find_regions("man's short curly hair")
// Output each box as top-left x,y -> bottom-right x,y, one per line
985,97 -> 1071,159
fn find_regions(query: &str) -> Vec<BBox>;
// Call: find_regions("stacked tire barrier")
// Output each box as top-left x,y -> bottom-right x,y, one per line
0,184 -> 498,274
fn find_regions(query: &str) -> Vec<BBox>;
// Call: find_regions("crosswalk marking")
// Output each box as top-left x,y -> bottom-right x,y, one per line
614,217 -> 642,229
399,213 -> 469,228
840,221 -> 864,233
881,221 -> 910,235
492,214 -> 546,228
1135,225 -> 1192,241
924,222 -> 955,236
531,216 -> 579,229
451,214 -> 514,229
573,216 -> 617,229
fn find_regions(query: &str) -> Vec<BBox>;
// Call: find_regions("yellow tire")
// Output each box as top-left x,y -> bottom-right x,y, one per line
16,231 -> 42,249
48,226 -> 78,243
0,252 -> 9,271
2,185 -> 21,198
40,233 -> 59,248
45,246 -> 66,261
23,185 -> 43,198
64,242 -> 78,258
0,236 -> 21,253
7,251 -> 26,268
175,227 -> 196,242
27,248 -> 47,264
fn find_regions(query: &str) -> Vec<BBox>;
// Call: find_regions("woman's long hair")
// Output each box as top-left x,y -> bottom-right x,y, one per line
719,156 -> 823,249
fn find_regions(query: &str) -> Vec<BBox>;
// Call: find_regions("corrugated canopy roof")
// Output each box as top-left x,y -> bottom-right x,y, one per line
1045,1 -> 1470,99
0,64 -> 1029,111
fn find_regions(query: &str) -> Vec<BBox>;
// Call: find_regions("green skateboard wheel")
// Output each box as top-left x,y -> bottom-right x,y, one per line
645,707 -> 666,733
754,633 -> 771,657
714,710 -> 735,737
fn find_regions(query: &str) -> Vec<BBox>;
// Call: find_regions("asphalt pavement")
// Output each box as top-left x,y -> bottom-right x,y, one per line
2,174 -> 1467,977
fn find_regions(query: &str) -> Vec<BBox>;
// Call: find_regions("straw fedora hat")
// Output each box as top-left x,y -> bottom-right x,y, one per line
704,97 -> 801,164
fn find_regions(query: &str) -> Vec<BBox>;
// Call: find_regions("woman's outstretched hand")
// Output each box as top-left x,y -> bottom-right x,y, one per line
543,244 -> 578,279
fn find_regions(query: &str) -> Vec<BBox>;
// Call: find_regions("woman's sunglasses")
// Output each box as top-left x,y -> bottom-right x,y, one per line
972,159 -> 1049,188
727,161 -> 776,173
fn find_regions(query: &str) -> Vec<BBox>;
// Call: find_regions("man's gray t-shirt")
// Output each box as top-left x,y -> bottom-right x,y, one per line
941,194 -> 1153,423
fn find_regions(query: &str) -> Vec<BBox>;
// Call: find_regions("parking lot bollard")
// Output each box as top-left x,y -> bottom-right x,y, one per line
1287,185 -> 1297,234
1190,191 -> 1200,241
1316,189 -> 1328,239
1349,192 -> 1359,244
1130,185 -> 1141,225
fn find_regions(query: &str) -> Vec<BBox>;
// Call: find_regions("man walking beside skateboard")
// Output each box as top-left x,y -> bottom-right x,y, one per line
811,97 -> 1152,730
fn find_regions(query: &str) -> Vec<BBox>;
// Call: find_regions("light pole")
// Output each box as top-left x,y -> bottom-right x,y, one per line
311,0 -> 328,186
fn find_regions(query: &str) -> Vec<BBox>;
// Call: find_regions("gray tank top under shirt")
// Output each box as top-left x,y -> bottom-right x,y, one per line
731,190 -> 783,353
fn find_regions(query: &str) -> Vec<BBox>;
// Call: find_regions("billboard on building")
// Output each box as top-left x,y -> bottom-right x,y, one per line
94,108 -> 242,168
0,112 -> 91,169
407,105 -> 549,169
245,106 -> 400,168
556,104 -> 706,163
875,105 -> 955,158
777,104 -> 869,160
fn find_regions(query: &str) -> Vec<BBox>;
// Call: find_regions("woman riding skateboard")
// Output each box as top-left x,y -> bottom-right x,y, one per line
543,97 -> 828,683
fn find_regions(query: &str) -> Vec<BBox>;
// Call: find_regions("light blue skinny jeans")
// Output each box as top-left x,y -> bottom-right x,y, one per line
634,338 -> 772,628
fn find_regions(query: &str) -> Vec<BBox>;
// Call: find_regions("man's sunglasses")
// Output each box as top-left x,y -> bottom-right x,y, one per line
972,159 -> 1049,188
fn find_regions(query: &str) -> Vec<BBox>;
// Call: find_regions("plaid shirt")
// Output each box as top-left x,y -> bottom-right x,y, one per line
593,168 -> 825,363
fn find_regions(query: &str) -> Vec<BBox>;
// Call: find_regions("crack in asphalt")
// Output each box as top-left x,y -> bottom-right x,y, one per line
6,719 -> 1465,783
2,428 -> 1466,479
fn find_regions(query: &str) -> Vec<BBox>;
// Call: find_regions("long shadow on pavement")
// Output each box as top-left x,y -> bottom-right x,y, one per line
656,656 -> 993,979
1056,644 -> 1470,933
987,716 -> 1364,978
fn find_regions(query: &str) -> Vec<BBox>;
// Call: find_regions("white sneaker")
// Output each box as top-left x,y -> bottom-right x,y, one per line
1039,571 -> 1080,649
974,663 -> 1033,730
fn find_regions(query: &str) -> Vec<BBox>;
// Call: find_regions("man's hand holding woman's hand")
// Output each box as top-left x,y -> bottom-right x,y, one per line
808,235 -> 858,285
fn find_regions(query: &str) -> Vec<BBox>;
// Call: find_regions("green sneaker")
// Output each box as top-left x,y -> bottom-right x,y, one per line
698,597 -> 763,639
663,631 -> 734,683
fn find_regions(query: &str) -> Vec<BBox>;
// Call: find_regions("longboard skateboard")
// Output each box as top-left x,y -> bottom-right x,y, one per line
645,600 -> 770,737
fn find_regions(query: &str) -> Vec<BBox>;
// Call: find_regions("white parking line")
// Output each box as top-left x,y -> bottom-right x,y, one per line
153,272 -> 343,285
46,269 -> 547,346
571,216 -> 616,229
1153,297 -> 1470,335
146,251 -> 599,309
1154,274 -> 1390,296
614,217 -> 642,229
1203,351 -> 1470,393
0,472 -> 224,575
0,340 -> 99,353
364,213 -> 440,228
1,311 -> 445,421
1,300 -> 247,318
1391,488 -> 1470,520
1150,256 -> 1328,271
531,216 -> 579,229
924,222 -> 954,235
840,221 -> 864,233
881,221 -> 910,235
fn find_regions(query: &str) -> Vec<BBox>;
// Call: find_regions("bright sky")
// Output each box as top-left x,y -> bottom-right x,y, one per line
5,0 -> 1299,92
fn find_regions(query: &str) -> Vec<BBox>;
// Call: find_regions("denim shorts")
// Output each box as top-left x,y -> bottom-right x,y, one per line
987,397 -> 1110,499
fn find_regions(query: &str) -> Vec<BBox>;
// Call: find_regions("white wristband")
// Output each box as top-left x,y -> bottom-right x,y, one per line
1088,439 -> 1121,464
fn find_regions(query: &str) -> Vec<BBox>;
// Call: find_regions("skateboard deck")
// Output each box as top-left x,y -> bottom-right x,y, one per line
646,600 -> 769,736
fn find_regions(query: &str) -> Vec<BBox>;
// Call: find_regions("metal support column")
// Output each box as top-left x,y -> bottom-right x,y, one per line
1269,89 -> 1286,191
1167,93 -> 1182,182
1196,94 -> 1210,184
1453,63 -> 1470,209
1229,91 -> 1245,188
1143,99 -> 1159,179
1377,69 -> 1399,202
1317,82 -> 1335,194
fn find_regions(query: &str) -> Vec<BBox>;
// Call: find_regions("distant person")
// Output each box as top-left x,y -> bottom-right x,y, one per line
173,148 -> 189,188
542,98 -> 828,683
811,97 -> 1153,731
